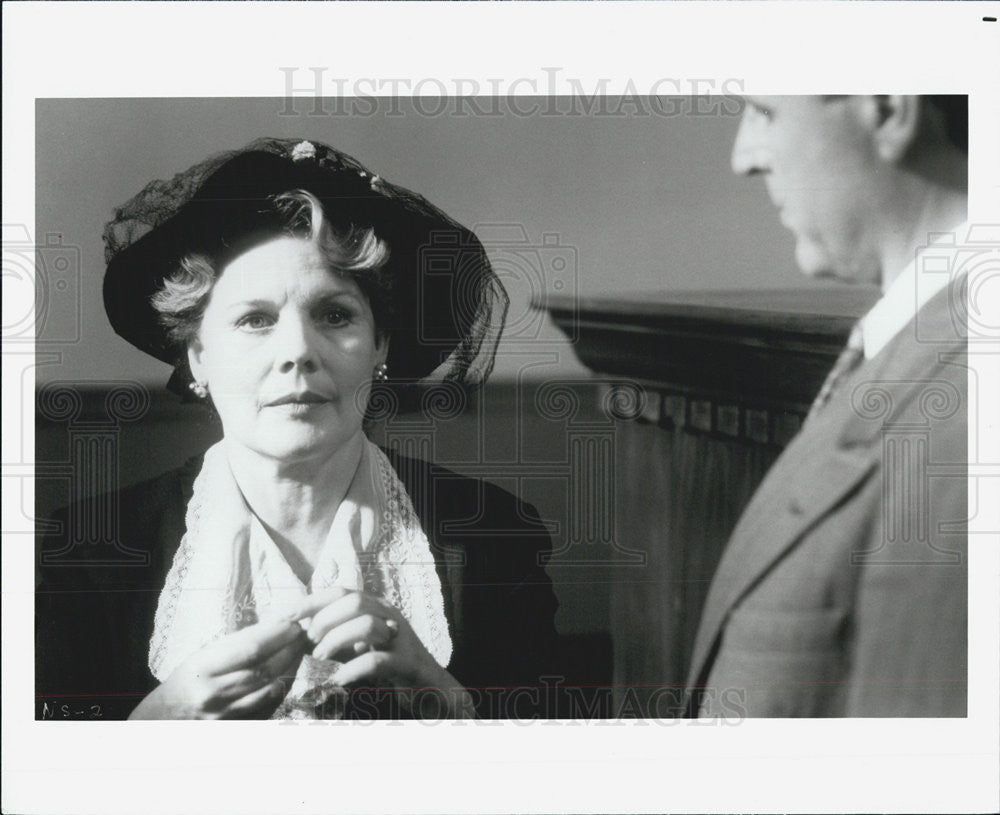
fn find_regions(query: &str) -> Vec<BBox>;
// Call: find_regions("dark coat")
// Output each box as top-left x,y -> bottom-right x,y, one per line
36,450 -> 560,720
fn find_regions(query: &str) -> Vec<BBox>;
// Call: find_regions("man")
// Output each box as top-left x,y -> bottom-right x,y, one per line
685,96 -> 969,717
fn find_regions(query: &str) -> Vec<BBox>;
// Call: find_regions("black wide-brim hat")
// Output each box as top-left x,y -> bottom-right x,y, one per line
103,137 -> 507,396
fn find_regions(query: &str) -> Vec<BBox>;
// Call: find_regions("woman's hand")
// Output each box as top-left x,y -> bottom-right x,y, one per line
129,620 -> 307,720
292,588 -> 475,719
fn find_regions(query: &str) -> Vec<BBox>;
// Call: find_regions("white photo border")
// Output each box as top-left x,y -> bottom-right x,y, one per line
3,2 -> 999,814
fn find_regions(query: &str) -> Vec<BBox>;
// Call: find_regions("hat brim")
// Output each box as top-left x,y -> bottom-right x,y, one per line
103,148 -> 493,384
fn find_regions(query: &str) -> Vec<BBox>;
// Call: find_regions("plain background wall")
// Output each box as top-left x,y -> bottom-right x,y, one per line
32,96 -> 815,388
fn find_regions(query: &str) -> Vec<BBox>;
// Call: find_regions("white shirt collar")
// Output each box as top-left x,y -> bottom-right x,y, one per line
859,221 -> 969,359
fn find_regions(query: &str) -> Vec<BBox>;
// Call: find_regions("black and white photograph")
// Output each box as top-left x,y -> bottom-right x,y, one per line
4,2 -> 999,814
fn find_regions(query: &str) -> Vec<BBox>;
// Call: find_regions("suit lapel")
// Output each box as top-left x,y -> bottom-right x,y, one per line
685,421 -> 878,690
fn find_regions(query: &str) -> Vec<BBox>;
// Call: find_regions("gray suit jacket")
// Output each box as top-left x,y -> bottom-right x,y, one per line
685,283 -> 968,717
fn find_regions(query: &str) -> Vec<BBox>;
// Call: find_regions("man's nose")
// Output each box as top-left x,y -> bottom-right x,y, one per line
275,314 -> 319,374
730,110 -> 766,176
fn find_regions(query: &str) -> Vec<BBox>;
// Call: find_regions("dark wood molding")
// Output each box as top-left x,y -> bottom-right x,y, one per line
538,287 -> 878,411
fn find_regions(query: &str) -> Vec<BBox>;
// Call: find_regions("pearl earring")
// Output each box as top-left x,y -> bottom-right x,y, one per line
373,363 -> 389,382
189,380 -> 209,399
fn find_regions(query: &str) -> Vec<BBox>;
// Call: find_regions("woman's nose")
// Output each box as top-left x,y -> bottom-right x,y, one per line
274,315 -> 319,374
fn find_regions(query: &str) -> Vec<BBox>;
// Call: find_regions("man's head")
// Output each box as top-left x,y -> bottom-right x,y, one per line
731,95 -> 967,287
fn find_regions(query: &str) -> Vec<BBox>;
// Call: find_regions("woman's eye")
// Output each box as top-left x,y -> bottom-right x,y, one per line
236,313 -> 273,330
320,308 -> 351,327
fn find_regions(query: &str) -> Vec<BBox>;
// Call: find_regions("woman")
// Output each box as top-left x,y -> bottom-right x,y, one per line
36,137 -> 559,720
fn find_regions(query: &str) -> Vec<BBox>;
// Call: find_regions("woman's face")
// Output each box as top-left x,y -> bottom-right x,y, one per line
188,236 -> 387,465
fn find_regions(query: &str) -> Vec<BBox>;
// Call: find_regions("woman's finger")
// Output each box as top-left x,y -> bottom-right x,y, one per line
198,620 -> 305,676
287,587 -> 351,623
311,614 -> 393,662
332,649 -> 394,689
212,636 -> 306,698
307,592 -> 397,645
219,678 -> 289,720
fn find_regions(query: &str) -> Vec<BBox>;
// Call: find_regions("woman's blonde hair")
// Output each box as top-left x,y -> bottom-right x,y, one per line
151,190 -> 391,348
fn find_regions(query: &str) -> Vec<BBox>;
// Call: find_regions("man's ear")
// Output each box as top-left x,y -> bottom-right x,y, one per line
871,95 -> 921,163
187,340 -> 206,384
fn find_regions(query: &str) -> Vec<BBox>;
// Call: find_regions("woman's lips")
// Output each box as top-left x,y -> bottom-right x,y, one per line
265,392 -> 328,407
266,400 -> 331,417
264,393 -> 332,416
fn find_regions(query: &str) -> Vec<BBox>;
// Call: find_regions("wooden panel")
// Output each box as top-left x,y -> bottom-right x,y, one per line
610,411 -> 781,714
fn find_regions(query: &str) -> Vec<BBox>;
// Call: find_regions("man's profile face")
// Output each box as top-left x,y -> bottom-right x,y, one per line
731,95 -> 884,286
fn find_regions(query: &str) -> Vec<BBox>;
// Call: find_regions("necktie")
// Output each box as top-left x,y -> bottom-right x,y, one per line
806,322 -> 865,423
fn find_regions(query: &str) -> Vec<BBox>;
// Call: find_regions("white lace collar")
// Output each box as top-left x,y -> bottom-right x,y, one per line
148,439 -> 452,718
